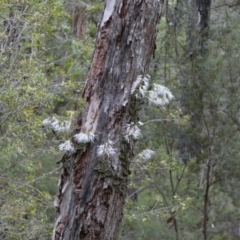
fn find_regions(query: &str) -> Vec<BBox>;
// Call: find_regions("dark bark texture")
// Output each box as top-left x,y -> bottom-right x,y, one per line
196,0 -> 211,53
178,0 -> 211,163
52,1 -> 162,239
187,0 -> 211,55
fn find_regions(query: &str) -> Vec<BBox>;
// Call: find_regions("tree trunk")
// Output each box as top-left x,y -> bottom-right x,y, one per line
52,1 -> 162,239
72,5 -> 86,39
177,0 -> 211,238
178,0 -> 211,163
196,0 -> 211,53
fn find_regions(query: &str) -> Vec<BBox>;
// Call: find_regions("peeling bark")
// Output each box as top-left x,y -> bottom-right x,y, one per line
53,1 -> 162,239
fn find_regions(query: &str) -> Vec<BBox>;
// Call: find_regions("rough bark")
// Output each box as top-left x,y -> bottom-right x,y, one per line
52,1 -> 162,239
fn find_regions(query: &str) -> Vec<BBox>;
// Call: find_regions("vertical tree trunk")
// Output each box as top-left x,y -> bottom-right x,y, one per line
72,5 -> 86,39
196,0 -> 211,53
178,0 -> 211,238
178,0 -> 211,163
52,1 -> 162,239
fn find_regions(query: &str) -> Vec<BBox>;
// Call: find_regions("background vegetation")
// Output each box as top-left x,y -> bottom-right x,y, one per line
1,0 -> 240,239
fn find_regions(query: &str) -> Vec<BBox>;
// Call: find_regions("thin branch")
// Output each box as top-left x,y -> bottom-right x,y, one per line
174,164 -> 187,194
1,167 -> 61,196
141,118 -> 173,125
126,187 -> 145,200
203,160 -> 211,240
211,3 -> 240,9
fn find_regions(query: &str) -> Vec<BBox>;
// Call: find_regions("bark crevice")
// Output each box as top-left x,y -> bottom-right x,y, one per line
53,1 -> 162,239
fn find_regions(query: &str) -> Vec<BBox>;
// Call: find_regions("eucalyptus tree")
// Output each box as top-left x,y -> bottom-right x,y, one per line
52,1 -> 163,239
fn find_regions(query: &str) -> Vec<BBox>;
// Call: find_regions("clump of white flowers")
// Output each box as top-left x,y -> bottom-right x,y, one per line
59,140 -> 75,154
148,84 -> 174,107
43,117 -> 71,133
131,75 -> 174,107
131,75 -> 151,98
124,122 -> 141,142
74,131 -> 96,144
97,140 -> 116,157
138,149 -> 155,161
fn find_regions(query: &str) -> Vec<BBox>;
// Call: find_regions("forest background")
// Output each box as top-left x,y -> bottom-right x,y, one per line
1,0 -> 240,239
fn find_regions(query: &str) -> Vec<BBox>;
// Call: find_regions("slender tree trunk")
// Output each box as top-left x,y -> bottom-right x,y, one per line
178,0 -> 211,163
52,1 -> 162,239
203,159 -> 211,240
72,5 -> 87,39
178,0 -> 211,238
197,0 -> 211,54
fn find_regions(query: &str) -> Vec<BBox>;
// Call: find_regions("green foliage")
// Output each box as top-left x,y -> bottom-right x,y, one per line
0,0 -> 97,238
119,1 -> 240,240
1,0 -> 240,239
